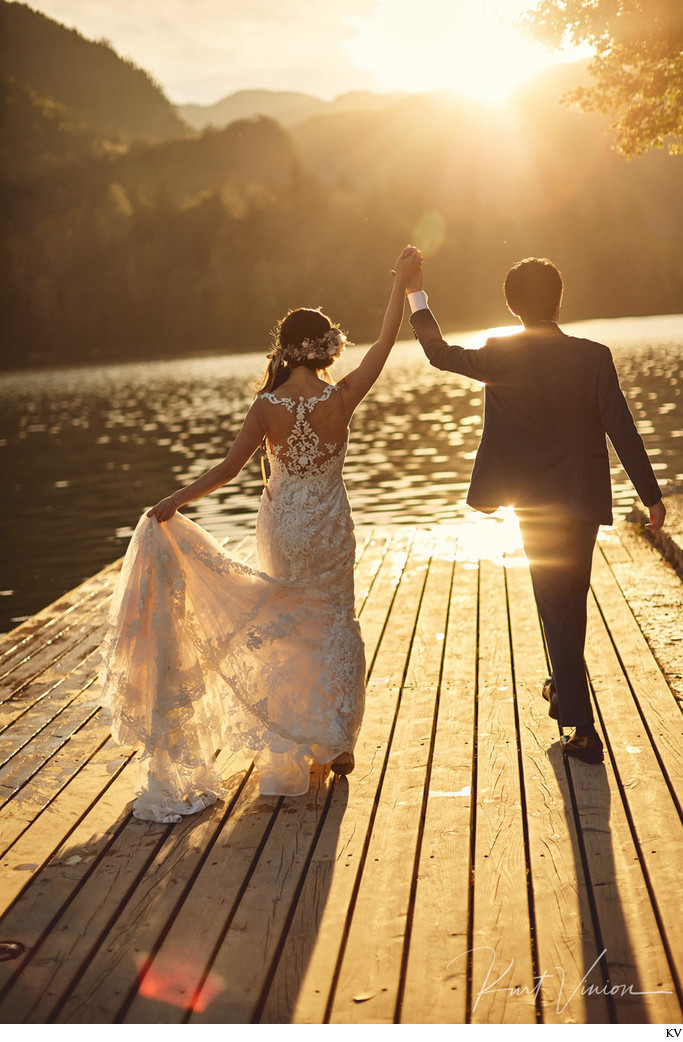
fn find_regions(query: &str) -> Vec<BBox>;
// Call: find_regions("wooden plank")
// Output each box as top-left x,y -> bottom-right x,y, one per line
601,526 -> 683,711
0,713 -> 112,857
184,766 -> 334,1024
399,555 -> 478,1023
0,649 -> 102,750
505,540 -> 681,1023
324,531 -> 453,1024
0,756 -> 160,1021
119,781 -> 286,1023
2,760 -> 252,1023
0,678 -> 104,806
1,589 -> 105,697
592,542 -> 683,781
504,558 -> 609,1024
256,530 -> 431,1023
0,590 -> 112,688
0,589 -> 105,680
0,739 -> 137,917
352,528 -> 415,670
582,590 -> 683,1017
564,730 -> 681,1024
351,530 -> 389,617
51,756 -> 253,1024
469,558 -> 535,1023
0,561 -> 121,667
594,526 -> 632,564
0,597 -> 113,707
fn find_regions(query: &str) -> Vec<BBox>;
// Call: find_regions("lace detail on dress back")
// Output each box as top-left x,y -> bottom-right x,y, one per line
260,385 -> 345,478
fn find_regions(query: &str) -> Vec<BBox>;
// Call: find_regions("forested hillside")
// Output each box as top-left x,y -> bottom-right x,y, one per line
0,1 -> 186,140
1,4 -> 682,370
0,76 -> 106,179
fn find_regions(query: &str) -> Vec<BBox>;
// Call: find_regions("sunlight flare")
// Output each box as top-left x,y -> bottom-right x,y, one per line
136,954 -> 225,1012
343,0 -> 583,100
456,506 -> 524,563
414,210 -> 447,257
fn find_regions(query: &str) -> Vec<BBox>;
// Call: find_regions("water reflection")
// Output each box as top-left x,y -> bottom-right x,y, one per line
1,315 -> 681,634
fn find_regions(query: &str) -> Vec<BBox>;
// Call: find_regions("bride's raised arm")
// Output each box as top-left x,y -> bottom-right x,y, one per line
147,400 -> 266,522
337,245 -> 422,417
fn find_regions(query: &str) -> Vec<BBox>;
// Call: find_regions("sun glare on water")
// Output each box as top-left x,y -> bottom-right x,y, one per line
344,0 -> 581,101
460,324 -> 523,346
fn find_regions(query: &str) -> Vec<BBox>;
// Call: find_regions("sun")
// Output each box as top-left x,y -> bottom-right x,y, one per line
343,0 -> 585,101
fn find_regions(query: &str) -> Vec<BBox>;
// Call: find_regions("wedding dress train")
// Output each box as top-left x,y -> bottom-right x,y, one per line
99,385 -> 366,821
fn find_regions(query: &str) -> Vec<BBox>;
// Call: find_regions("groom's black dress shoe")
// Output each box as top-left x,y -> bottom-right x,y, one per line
560,729 -> 604,764
542,676 -> 560,720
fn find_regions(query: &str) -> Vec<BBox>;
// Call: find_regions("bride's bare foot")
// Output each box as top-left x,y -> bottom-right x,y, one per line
330,751 -> 355,775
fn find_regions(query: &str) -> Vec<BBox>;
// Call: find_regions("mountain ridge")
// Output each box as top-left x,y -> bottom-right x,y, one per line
178,88 -> 410,131
177,60 -> 593,131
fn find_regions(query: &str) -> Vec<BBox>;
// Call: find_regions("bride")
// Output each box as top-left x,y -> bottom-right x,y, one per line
100,245 -> 423,822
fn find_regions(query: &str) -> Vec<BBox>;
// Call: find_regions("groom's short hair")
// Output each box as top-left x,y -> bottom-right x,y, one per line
504,258 -> 563,323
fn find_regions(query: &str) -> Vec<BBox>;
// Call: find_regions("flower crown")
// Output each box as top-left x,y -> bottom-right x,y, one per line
274,327 -> 349,365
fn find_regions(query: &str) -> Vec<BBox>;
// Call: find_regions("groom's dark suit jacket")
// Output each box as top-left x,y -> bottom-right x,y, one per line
410,308 -> 661,525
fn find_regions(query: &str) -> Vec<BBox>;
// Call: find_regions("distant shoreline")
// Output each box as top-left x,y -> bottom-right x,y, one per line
3,313 -> 681,378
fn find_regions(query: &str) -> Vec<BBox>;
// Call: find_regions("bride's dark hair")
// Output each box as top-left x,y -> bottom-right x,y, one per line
255,308 -> 336,396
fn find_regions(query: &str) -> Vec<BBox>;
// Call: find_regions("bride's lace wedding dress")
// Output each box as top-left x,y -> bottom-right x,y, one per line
100,384 -> 366,822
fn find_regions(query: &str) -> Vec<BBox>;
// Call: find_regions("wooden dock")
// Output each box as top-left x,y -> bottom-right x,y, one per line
0,519 -> 682,1025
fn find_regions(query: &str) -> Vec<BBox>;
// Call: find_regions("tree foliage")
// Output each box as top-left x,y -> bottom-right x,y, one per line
520,0 -> 683,156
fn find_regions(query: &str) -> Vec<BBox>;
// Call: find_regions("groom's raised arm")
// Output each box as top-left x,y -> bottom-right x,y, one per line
408,291 -> 490,383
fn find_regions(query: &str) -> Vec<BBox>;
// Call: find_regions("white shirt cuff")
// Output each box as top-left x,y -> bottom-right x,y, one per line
407,290 -> 428,313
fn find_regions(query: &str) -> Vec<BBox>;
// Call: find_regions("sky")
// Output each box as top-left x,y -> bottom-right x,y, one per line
21,0 -> 589,104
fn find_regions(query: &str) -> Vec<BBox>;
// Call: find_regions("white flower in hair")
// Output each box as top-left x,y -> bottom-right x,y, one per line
282,326 -> 350,363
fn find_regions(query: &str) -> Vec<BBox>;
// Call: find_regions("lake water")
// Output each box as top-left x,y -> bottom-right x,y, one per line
1,314 -> 681,635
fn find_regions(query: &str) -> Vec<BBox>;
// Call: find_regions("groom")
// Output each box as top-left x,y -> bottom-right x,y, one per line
407,257 -> 666,763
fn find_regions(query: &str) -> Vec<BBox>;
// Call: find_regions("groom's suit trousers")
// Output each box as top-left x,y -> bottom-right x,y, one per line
517,510 -> 599,727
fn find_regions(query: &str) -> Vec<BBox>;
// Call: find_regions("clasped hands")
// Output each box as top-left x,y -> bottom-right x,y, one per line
392,244 -> 423,291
